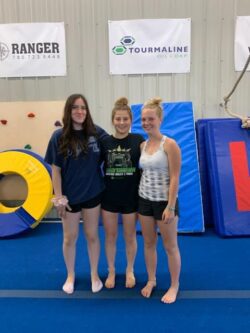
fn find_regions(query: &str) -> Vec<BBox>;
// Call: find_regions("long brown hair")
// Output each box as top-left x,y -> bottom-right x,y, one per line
59,94 -> 96,158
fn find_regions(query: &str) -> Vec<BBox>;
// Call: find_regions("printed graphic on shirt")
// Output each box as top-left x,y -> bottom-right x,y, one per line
89,136 -> 100,152
67,136 -> 99,157
106,145 -> 135,177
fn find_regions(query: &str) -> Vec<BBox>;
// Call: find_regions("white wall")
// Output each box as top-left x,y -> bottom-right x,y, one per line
0,0 -> 250,133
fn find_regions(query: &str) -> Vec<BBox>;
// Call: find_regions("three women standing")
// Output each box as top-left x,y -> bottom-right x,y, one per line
46,94 -> 181,304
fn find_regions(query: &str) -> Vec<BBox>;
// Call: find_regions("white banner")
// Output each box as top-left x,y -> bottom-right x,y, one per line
235,16 -> 250,71
108,18 -> 191,75
0,22 -> 66,77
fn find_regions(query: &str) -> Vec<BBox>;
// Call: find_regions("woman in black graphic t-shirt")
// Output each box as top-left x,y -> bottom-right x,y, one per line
100,97 -> 144,289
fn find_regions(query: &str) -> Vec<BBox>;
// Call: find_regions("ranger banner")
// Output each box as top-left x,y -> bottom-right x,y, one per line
0,22 -> 66,77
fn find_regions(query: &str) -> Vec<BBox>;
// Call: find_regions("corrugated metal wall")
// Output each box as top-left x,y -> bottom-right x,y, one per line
0,0 -> 250,132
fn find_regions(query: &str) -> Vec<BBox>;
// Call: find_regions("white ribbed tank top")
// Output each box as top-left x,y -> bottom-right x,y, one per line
139,135 -> 170,201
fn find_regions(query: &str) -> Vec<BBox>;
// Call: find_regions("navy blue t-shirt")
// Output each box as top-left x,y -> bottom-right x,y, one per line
45,125 -> 108,205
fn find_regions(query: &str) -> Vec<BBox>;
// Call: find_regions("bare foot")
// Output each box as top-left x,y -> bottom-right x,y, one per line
125,271 -> 136,288
91,279 -> 103,293
141,280 -> 156,298
62,276 -> 75,294
105,271 -> 115,289
161,284 -> 179,304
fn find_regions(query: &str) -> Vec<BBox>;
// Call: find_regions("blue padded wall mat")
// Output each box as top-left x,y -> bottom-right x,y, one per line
195,119 -> 232,227
131,101 -> 204,233
205,119 -> 250,236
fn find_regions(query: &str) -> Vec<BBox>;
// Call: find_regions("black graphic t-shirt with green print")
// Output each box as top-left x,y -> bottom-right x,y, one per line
100,133 -> 144,209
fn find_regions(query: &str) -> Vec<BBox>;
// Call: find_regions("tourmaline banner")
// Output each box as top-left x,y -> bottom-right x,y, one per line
108,18 -> 191,75
0,22 -> 66,77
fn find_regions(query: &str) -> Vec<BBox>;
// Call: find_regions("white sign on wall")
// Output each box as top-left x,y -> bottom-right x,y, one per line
0,22 -> 66,77
235,16 -> 250,71
108,18 -> 191,75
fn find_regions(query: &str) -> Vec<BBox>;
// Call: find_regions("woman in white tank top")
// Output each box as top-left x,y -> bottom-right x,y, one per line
138,97 -> 181,304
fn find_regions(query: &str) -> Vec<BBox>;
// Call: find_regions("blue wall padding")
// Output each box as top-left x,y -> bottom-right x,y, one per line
15,207 -> 36,226
195,119 -> 232,227
0,210 -> 33,237
131,102 -> 204,233
204,119 -> 250,236
196,120 -> 213,226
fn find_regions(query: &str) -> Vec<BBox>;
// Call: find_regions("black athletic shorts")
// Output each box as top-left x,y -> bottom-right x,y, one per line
101,201 -> 138,214
138,196 -> 179,220
67,193 -> 103,213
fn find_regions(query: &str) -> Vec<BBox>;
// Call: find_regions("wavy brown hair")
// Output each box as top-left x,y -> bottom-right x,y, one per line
59,94 -> 96,158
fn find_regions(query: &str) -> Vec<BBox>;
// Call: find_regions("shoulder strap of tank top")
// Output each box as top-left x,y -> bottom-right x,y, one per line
160,135 -> 167,149
142,139 -> 148,152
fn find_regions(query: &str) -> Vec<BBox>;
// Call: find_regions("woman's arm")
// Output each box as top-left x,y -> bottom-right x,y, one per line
162,138 -> 181,223
52,164 -> 71,217
52,164 -> 63,198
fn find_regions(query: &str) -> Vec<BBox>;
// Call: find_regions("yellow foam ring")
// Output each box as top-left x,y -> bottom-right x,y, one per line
0,204 -> 19,213
0,151 -> 53,223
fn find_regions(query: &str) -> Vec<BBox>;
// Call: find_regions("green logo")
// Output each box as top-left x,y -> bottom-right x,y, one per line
112,36 -> 135,55
112,45 -> 127,55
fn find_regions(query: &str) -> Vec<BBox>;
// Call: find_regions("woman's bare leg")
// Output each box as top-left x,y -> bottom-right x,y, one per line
139,214 -> 157,298
122,213 -> 137,288
102,209 -> 118,288
61,211 -> 81,294
157,216 -> 181,303
82,205 -> 103,293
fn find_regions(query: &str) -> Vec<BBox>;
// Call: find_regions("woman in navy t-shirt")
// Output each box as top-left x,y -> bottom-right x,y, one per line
45,93 -> 108,294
